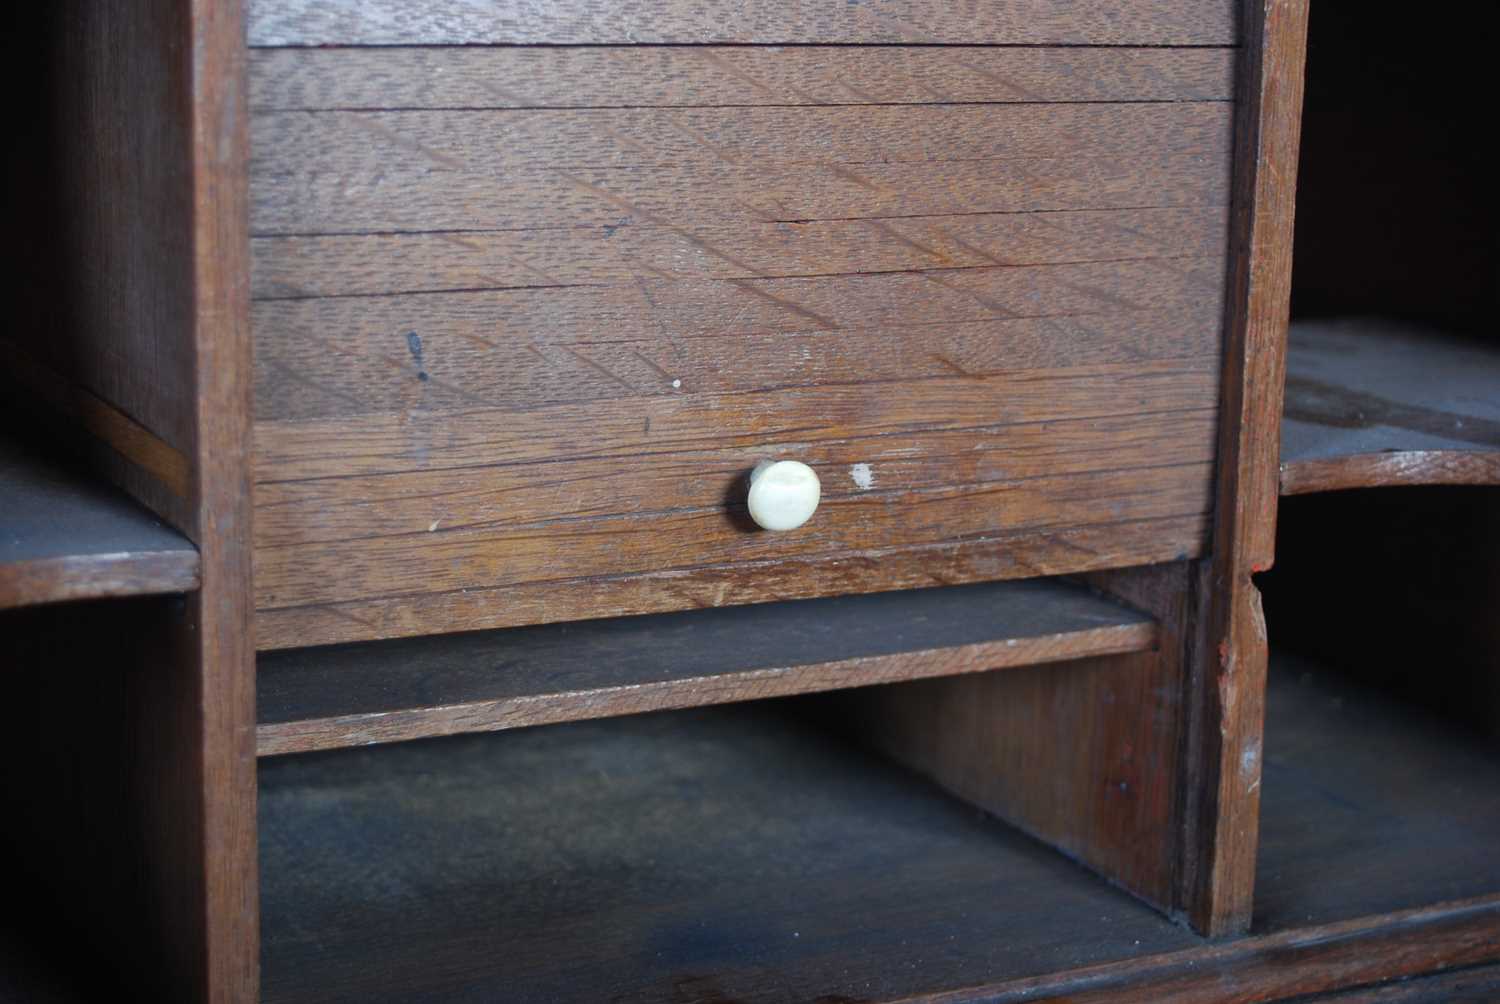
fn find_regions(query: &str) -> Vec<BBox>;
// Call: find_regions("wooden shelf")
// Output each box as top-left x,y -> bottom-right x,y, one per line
1255,651 -> 1500,930
259,656 -> 1500,1004
0,434 -> 198,609
259,700 -> 1201,1003
1279,319 -> 1500,495
257,578 -> 1156,756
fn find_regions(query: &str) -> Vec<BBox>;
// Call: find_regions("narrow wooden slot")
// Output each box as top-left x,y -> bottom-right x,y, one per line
0,433 -> 199,609
1279,319 -> 1500,495
256,578 -> 1155,756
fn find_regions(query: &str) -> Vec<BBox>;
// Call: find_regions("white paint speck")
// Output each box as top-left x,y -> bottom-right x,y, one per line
428,520 -> 441,532
671,378 -> 682,388
850,462 -> 875,490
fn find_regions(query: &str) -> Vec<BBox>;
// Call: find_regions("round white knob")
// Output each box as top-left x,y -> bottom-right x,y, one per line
747,460 -> 821,531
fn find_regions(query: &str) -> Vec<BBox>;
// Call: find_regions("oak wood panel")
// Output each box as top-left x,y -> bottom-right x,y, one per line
253,261 -> 1225,419
843,563 -> 1194,916
254,103 -> 1231,177
247,47 -> 1235,644
251,148 -> 1232,235
0,434 -> 199,608
255,514 -> 1209,649
247,0 -> 1238,47
256,360 -> 1221,481
252,206 -> 1230,299
255,462 -> 1213,610
249,46 -> 1236,113
1279,319 -> 1500,494
1178,0 -> 1309,938
256,409 -> 1219,549
257,579 -> 1156,755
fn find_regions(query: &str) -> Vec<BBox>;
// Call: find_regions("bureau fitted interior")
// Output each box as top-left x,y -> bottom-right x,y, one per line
245,4 -> 1240,648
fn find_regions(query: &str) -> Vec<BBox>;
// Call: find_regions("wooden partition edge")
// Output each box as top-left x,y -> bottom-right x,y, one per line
185,0 -> 259,999
1177,0 -> 1309,936
914,894 -> 1500,1004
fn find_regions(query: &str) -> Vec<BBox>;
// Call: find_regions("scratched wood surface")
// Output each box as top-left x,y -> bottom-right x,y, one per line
1279,319 -> 1500,494
247,0 -> 1238,46
250,46 -> 1235,112
248,44 -> 1235,647
257,578 -> 1155,755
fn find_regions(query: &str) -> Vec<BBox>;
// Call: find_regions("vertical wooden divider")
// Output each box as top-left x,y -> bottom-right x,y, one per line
840,563 -> 1193,919
836,0 -> 1308,937
1176,0 -> 1308,936
3,2 -> 258,999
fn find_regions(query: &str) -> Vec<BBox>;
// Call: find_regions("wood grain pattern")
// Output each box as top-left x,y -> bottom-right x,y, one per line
257,579 -> 1156,755
254,515 -> 1209,649
249,46 -> 1236,112
1299,963 -> 1500,1003
246,0 -> 1238,47
252,147 -> 1231,236
247,42 -> 1233,642
256,463 -> 1213,610
4,5 -> 259,1000
252,207 -> 1230,299
842,562 -> 1193,916
3,349 -> 194,505
943,899 -> 1500,1003
254,261 -> 1225,419
0,434 -> 199,608
256,409 -> 1219,548
1280,451 -> 1500,495
256,360 -> 1220,479
1279,319 -> 1500,494
1176,0 -> 1309,938
253,103 -> 1231,176
252,338 -> 1219,644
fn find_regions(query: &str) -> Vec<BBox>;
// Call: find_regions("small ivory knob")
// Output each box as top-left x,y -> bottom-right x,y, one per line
747,460 -> 821,531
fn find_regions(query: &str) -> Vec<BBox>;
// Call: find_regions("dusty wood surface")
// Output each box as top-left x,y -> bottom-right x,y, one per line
257,578 -> 1155,754
1255,652 -> 1500,930
250,46 -> 1235,112
257,680 -> 1500,1003
0,433 -> 199,608
257,701 -> 1206,1003
1176,0 -> 1309,937
843,563 -> 1192,917
1279,320 -> 1500,494
246,0 -> 1238,46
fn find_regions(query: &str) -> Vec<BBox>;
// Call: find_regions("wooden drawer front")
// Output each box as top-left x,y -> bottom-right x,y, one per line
248,16 -> 1235,648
